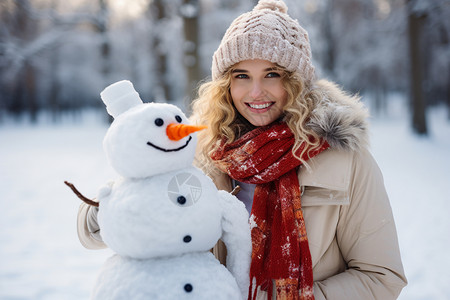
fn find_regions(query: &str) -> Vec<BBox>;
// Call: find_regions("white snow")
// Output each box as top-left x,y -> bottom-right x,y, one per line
0,111 -> 115,300
368,101 -> 450,300
1,96 -> 450,299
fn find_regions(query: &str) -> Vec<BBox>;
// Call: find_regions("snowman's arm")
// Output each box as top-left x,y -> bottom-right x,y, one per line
77,203 -> 107,249
76,181 -> 114,250
64,181 -> 99,207
217,190 -> 251,298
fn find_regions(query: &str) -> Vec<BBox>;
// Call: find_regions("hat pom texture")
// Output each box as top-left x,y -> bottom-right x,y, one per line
211,0 -> 315,83
254,0 -> 288,13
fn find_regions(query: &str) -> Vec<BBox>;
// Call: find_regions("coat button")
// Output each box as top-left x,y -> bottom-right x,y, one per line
184,283 -> 193,293
183,235 -> 192,243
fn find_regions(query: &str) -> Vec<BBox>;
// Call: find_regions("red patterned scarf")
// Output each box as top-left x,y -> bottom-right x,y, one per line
210,122 -> 329,300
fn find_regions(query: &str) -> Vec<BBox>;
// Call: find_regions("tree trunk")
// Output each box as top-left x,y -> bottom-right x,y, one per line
181,0 -> 201,104
8,0 -> 33,117
49,45 -> 61,119
408,2 -> 428,135
98,0 -> 110,86
24,61 -> 38,122
322,0 -> 335,78
149,0 -> 170,101
49,0 -> 61,120
448,61 -> 450,120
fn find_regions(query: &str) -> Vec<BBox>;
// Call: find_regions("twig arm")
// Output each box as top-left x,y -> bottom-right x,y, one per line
64,181 -> 99,207
231,185 -> 241,196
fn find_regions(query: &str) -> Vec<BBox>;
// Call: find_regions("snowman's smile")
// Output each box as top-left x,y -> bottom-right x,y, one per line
147,136 -> 192,152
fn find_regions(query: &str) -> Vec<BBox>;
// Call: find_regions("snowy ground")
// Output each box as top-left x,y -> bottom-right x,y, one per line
1,99 -> 449,300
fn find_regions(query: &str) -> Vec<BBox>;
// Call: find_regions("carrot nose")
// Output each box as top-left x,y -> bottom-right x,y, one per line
166,123 -> 207,141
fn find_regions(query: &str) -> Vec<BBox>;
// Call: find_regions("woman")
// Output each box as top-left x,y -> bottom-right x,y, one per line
78,0 -> 407,299
190,0 -> 407,299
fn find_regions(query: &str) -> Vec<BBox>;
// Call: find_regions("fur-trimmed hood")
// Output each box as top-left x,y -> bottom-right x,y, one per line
307,79 -> 369,151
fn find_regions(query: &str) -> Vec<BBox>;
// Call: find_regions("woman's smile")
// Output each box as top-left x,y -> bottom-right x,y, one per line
246,101 -> 275,112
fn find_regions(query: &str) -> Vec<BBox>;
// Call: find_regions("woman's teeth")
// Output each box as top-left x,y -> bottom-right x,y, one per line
248,103 -> 272,109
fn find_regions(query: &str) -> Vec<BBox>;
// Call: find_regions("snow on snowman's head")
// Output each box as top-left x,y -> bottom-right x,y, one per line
101,80 -> 205,178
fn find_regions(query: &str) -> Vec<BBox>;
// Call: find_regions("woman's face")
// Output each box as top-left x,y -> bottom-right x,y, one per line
230,59 -> 288,127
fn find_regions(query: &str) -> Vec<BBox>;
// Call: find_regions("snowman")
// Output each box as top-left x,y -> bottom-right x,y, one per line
67,80 -> 251,299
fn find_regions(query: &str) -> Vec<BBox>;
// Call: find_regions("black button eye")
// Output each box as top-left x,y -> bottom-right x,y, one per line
183,235 -> 192,243
184,283 -> 193,293
175,115 -> 182,123
177,196 -> 187,205
154,118 -> 164,126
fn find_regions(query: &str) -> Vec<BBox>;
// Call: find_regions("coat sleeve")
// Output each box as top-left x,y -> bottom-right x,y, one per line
77,202 -> 107,249
313,149 -> 407,299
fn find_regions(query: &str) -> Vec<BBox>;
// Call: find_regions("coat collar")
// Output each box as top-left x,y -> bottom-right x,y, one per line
307,79 -> 369,152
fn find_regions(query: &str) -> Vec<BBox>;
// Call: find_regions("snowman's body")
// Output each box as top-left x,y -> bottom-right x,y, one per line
92,253 -> 241,300
98,167 -> 224,260
86,80 -> 251,300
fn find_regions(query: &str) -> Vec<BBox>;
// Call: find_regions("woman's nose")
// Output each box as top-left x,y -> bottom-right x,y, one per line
249,81 -> 264,99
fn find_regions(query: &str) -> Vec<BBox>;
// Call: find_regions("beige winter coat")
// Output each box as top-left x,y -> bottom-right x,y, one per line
77,80 -> 407,299
207,147 -> 406,300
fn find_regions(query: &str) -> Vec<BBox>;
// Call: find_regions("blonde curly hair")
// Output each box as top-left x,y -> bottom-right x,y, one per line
190,65 -> 323,171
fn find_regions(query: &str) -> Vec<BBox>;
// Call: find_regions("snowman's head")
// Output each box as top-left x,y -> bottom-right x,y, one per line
101,81 -> 205,178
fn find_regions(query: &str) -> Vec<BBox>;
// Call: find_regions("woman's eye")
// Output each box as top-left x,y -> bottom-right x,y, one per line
234,74 -> 249,79
266,72 -> 281,78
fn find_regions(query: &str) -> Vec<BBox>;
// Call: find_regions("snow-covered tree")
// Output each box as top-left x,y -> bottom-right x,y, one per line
0,0 -> 449,127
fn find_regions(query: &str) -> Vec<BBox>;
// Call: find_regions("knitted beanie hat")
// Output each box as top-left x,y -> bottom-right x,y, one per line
211,0 -> 315,84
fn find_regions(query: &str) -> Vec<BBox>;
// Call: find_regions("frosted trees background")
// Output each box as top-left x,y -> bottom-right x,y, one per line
2,2 -> 449,299
1,0 -> 449,134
